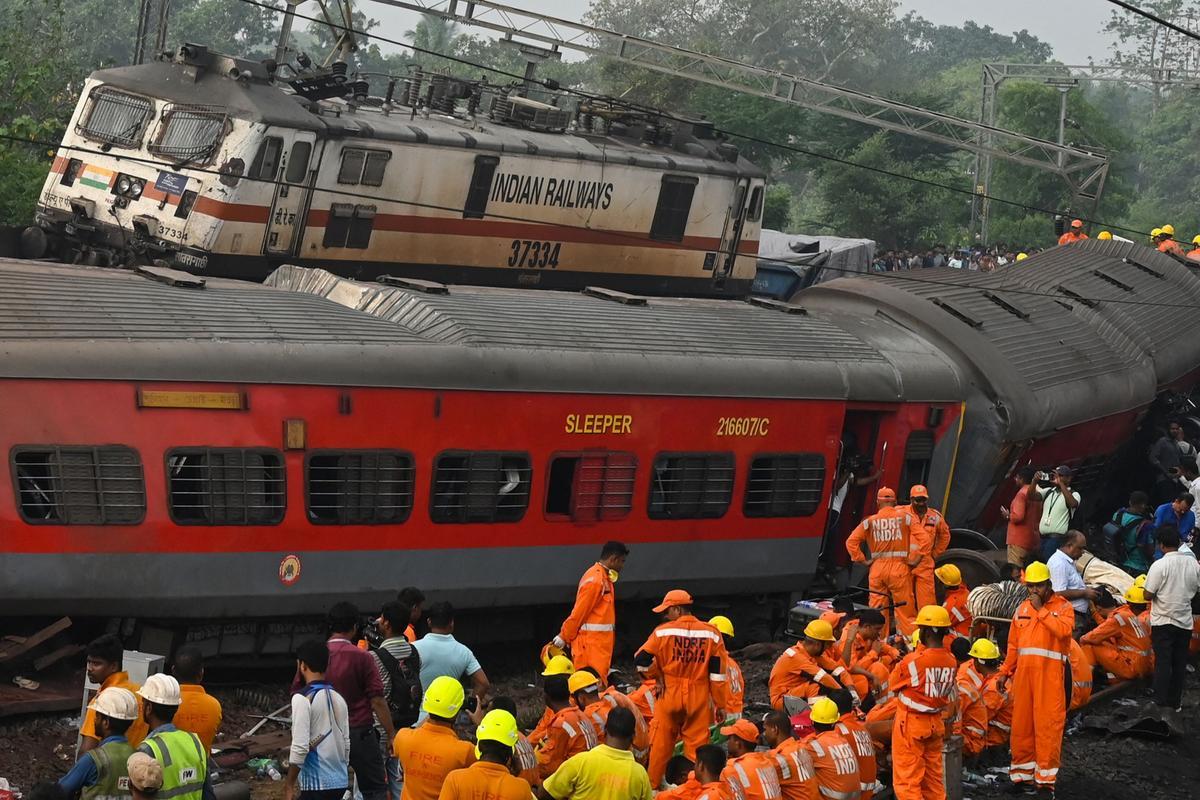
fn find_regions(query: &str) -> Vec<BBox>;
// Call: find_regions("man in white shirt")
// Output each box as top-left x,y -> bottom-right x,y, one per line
1178,461 -> 1200,498
287,640 -> 351,800
1032,466 -> 1081,561
1048,531 -> 1097,635
1144,525 -> 1200,711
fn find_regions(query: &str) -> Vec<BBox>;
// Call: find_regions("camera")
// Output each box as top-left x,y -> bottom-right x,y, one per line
361,617 -> 384,648
464,696 -> 478,714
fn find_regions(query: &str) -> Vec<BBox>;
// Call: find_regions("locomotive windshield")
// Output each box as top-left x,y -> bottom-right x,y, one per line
76,86 -> 153,148
149,104 -> 228,165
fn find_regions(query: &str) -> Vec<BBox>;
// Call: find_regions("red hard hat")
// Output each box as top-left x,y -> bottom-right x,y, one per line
1070,219 -> 1083,228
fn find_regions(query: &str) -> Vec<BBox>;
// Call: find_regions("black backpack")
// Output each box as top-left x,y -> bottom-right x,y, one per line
374,642 -> 423,728
1102,508 -> 1148,564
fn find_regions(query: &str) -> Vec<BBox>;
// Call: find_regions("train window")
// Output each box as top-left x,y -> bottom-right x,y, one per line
166,448 -> 285,525
743,453 -> 826,517
149,105 -> 227,164
251,137 -> 284,180
338,148 -> 391,185
650,176 -> 698,242
323,204 -> 376,248
748,186 -> 764,222
306,450 -> 414,524
431,451 -> 530,523
647,453 -> 733,519
347,205 -> 376,248
76,86 -> 152,147
11,446 -> 145,525
545,452 -> 637,522
897,431 -> 935,502
463,156 -> 500,219
362,152 -> 390,186
285,141 -> 312,183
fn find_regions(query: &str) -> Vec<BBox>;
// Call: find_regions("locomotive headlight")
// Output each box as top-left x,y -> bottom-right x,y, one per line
116,176 -> 131,195
129,179 -> 144,198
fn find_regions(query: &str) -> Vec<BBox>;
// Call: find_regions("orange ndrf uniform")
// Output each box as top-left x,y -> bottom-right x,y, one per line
658,776 -> 703,800
395,722 -> 477,800
559,562 -> 617,677
437,760 -> 532,800
999,594 -> 1074,790
1080,605 -> 1152,680
696,781 -> 738,800
942,585 -> 972,638
583,689 -> 650,762
801,729 -> 860,800
844,629 -> 900,695
769,646 -> 853,710
897,506 -> 951,611
533,705 -> 599,779
635,615 -> 730,786
889,646 -> 957,800
530,707 -> 554,745
982,673 -> 1012,747
836,713 -> 878,800
767,738 -> 819,800
1159,238 -> 1185,255
1068,638 -> 1093,711
722,753 -> 783,800
846,508 -> 919,635
955,661 -> 989,758
717,655 -> 746,719
513,732 -> 541,788
628,679 -> 658,725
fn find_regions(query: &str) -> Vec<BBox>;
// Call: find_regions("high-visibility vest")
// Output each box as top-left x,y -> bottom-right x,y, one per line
142,729 -> 207,800
83,738 -> 134,800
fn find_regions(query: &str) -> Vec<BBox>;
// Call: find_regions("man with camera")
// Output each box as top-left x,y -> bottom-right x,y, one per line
1030,466 -> 1080,563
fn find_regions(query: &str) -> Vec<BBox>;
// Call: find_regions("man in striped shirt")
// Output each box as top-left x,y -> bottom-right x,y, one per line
286,640 -> 351,800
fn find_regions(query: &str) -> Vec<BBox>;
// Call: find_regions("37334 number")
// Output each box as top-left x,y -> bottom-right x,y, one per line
508,239 -> 562,268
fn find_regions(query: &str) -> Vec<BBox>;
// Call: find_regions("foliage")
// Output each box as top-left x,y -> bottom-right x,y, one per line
762,185 -> 793,231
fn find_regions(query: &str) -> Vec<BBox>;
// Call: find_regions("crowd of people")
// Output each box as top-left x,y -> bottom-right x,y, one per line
870,246 -> 1042,274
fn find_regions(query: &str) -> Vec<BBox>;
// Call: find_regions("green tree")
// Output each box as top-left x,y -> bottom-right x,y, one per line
762,185 -> 794,231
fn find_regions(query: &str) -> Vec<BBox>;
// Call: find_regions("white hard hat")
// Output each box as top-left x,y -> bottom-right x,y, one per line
90,687 -> 140,720
137,673 -> 182,706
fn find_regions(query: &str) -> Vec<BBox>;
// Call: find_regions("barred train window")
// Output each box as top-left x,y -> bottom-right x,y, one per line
307,450 -> 414,524
12,446 -> 145,525
431,451 -> 530,523
167,448 -> 285,525
648,452 -> 733,519
545,452 -> 636,522
743,453 -> 826,518
76,87 -> 153,147
149,105 -> 227,163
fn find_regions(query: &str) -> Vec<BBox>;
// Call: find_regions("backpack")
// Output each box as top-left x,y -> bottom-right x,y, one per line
374,642 -> 423,728
1102,508 -> 1148,564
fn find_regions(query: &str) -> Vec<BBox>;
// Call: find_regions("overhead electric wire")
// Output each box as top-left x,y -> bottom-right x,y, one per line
233,0 -> 1151,238
1105,0 -> 1200,41
6,127 -> 1200,311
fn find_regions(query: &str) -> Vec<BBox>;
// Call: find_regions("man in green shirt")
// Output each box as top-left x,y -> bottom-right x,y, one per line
538,708 -> 652,800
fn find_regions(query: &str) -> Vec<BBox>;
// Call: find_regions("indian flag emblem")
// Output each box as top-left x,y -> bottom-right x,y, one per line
79,164 -> 112,191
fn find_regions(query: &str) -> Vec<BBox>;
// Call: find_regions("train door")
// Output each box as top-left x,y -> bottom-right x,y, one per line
263,130 -> 320,257
714,178 -> 751,283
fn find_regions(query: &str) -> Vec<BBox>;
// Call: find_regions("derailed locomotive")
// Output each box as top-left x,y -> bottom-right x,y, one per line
27,44 -> 765,297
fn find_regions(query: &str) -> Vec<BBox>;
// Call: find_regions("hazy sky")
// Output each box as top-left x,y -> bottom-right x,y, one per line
361,0 -> 1121,65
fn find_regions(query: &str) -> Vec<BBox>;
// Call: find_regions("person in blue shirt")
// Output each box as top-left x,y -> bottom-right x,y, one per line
413,602 -> 490,723
1152,493 -> 1196,559
58,687 -> 139,799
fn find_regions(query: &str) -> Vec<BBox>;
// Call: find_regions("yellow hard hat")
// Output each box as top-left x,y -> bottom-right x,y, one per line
542,655 -> 575,677
809,697 -> 840,725
567,671 -> 600,695
475,709 -> 519,758
1134,574 -> 1147,588
709,615 -> 735,638
540,642 -> 566,666
968,638 -> 1001,661
1124,585 -> 1148,605
1098,231 -> 1113,241
935,563 -> 962,587
1015,253 -> 1028,262
1024,561 -> 1051,584
804,619 -> 835,642
1193,235 -> 1200,245
915,605 -> 952,627
1151,228 -> 1163,239
422,675 -> 465,719
1163,224 -> 1176,236
911,629 -> 922,648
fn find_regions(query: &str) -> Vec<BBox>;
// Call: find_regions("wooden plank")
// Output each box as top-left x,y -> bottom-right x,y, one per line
0,684 -> 79,718
0,616 -> 71,663
34,643 -> 84,672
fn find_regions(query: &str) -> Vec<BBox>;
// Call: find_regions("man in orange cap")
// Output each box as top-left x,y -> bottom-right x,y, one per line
898,485 -> 951,612
554,541 -> 629,678
846,488 -> 921,635
720,719 -> 780,800
995,561 -> 1074,794
635,590 -> 730,787
1057,219 -> 1088,245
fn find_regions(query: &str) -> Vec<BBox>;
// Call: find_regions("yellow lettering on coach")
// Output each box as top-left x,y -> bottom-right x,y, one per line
564,413 -> 633,434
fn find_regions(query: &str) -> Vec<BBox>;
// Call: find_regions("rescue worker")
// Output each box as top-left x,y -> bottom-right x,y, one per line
489,696 -> 541,789
846,488 -> 920,635
1097,231 -> 1113,240
635,590 -> 730,787
537,708 -> 651,800
1015,253 -> 1029,262
769,619 -> 858,712
134,675 -> 213,800
693,745 -> 736,800
800,698 -> 860,800
395,676 -> 475,800
1057,219 -> 1087,245
80,635 -> 148,751
1188,235 -> 1200,262
531,654 -> 575,745
956,639 -> 1000,761
628,678 -> 658,726
899,485 -> 951,612
720,719 -> 780,800
831,690 -> 876,800
982,670 -> 1013,750
57,687 -> 138,800
1067,639 -> 1093,711
935,564 -> 972,638
1080,582 -> 1152,681
171,646 -> 222,754
595,674 -> 650,763
761,710 -> 819,800
1159,224 -> 1185,255
995,561 -> 1074,794
534,674 -> 598,780
438,709 -> 530,800
709,616 -> 745,721
554,541 -> 629,678
889,606 -> 957,800
842,609 -> 899,695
